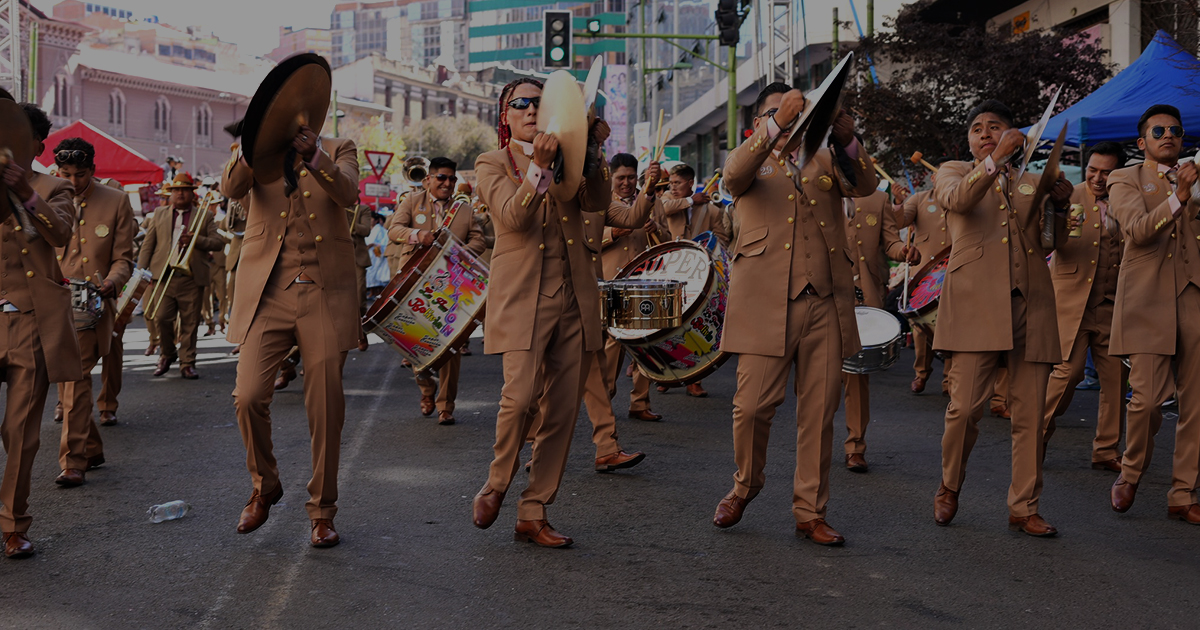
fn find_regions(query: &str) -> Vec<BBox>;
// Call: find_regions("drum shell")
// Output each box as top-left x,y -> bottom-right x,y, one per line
69,279 -> 104,331
601,279 -> 684,330
115,268 -> 153,327
842,306 -> 903,374
900,246 -> 950,336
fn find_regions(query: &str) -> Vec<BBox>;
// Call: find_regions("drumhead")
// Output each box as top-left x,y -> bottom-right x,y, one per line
617,240 -> 712,312
854,306 -> 901,346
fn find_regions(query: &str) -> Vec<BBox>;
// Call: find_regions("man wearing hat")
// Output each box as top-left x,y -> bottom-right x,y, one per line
0,100 -> 82,558
49,137 -> 135,487
137,172 -> 223,379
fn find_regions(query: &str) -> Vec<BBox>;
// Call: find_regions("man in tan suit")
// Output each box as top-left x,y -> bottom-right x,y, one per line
1,100 -> 84,558
387,157 -> 486,425
1108,104 -> 1200,523
897,170 -> 950,395
349,203 -> 373,351
471,78 -> 647,547
602,154 -> 664,421
932,99 -> 1071,537
842,187 -> 916,472
221,197 -> 247,320
1043,142 -> 1127,472
49,138 -> 135,487
202,212 -> 228,337
712,82 -> 877,545
222,125 -> 362,547
137,174 -> 222,379
656,162 -> 732,399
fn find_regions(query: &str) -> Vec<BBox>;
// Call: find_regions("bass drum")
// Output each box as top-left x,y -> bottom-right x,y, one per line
609,231 -> 730,386
362,230 -> 488,375
900,246 -> 950,336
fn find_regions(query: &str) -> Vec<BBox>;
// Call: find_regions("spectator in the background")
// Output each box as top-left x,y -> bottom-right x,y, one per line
365,211 -> 391,299
162,156 -> 183,182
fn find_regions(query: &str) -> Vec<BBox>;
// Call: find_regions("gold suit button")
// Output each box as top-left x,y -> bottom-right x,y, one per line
802,177 -> 809,184
999,204 -> 1007,210
80,237 -> 87,244
300,170 -> 308,177
623,246 -> 628,251
588,238 -> 594,243
1168,253 -> 1173,259
1027,249 -> 1033,254
787,217 -> 795,224
85,276 -> 90,281
20,249 -> 25,255
857,240 -> 863,245
25,271 -> 33,278
830,247 -> 836,253
15,225 -> 21,231
860,255 -> 866,261
784,243 -> 791,250
82,257 -> 88,263
584,219 -> 590,225
819,221 -> 825,227
785,171 -> 792,177
79,218 -> 86,224
538,244 -> 545,250
810,200 -> 817,206
1094,223 -> 1100,228
1001,222 -> 1007,226
1093,206 -> 1099,211
315,236 -> 323,242
855,207 -> 862,213
1002,237 -> 1009,244
1159,172 -> 1165,179
1091,260 -> 1096,264
561,216 -> 568,222
80,203 -> 87,209
277,235 -> 282,241
303,191 -> 312,198
856,223 -> 861,228
787,194 -> 795,201
309,214 -> 316,220
995,186 -> 1002,193
1172,233 -> 1177,238
280,212 -> 287,218
55,254 -> 61,260
567,239 -> 574,245
1093,241 -> 1099,246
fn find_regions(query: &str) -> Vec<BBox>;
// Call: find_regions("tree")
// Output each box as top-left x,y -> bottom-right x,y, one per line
337,115 -> 408,180
401,116 -> 498,171
847,2 -> 1113,180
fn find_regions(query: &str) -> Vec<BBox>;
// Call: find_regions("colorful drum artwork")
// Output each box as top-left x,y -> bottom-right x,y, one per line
900,246 -> 950,335
610,231 -> 731,386
362,230 -> 488,375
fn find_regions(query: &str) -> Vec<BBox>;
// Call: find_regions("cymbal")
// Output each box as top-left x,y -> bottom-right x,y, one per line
0,98 -> 34,172
0,86 -> 13,101
1033,122 -> 1068,225
780,51 -> 854,164
240,53 -> 331,184
537,70 -> 588,202
583,55 -> 604,112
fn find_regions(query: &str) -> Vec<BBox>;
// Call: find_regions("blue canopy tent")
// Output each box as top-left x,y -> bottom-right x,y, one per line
1025,30 -> 1200,147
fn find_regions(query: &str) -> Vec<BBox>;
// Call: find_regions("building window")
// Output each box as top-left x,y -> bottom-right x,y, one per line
154,96 -> 172,141
108,89 -> 126,136
52,74 -> 70,118
196,103 -> 213,147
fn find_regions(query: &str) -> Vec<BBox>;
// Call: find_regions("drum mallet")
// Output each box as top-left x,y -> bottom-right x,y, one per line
910,151 -> 938,174
871,157 -> 895,185
701,170 -> 721,195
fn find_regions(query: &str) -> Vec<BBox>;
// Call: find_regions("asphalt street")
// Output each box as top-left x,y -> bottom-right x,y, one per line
3,321 -> 1200,629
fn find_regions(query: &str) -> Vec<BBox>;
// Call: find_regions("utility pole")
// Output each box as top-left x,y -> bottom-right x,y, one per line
831,7 -> 839,62
867,0 -> 874,38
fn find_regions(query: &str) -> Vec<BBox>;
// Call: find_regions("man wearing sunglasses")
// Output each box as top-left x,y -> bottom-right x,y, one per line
1107,104 -> 1200,523
48,138 -> 135,488
387,156 -> 486,425
471,78 -> 651,548
712,82 -> 877,546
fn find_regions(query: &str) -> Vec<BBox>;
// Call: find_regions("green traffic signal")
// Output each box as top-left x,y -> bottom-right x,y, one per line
587,19 -> 601,34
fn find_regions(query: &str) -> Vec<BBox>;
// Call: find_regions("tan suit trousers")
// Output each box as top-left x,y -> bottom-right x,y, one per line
203,271 -> 228,327
356,265 -> 367,315
485,282 -> 590,521
416,352 -> 461,414
731,294 -> 842,522
527,343 -> 622,461
57,328 -> 105,470
234,281 -> 349,520
1043,299 -> 1127,463
97,320 -> 124,414
1122,285 -> 1200,507
842,373 -> 870,455
145,314 -> 160,346
0,313 -> 50,533
941,295 -> 1050,517
154,275 -> 203,367
604,336 -> 652,411
226,268 -> 238,323
914,326 -> 952,393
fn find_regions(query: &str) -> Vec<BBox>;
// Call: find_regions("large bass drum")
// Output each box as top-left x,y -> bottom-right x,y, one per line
609,231 -> 730,386
899,246 -> 950,336
362,230 -> 488,375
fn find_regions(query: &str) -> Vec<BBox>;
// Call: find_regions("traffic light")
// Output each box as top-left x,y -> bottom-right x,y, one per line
543,11 -> 573,69
715,0 -> 740,46
586,18 -> 602,34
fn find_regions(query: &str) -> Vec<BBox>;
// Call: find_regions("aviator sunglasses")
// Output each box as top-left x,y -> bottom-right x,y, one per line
432,174 -> 458,182
1151,125 -> 1184,140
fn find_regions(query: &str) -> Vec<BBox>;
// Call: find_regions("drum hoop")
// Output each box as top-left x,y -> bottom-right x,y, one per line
901,245 -> 951,317
611,240 -> 718,343
635,349 -> 731,387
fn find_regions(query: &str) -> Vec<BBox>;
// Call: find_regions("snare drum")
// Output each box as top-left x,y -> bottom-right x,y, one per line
599,279 -> 684,330
69,279 -> 104,330
362,230 -> 488,375
842,306 -> 903,374
114,268 -> 153,327
900,246 -> 950,335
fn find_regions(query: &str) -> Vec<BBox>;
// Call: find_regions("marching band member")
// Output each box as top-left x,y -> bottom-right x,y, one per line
1108,104 -> 1200,523
842,187 -> 916,472
50,138 -> 135,487
0,100 -> 82,558
471,77 -> 633,548
932,99 -> 1071,536
387,157 -> 486,425
349,203 -> 373,351
713,82 -> 877,545
221,197 -> 248,325
202,207 -> 228,337
137,173 -> 222,379
1042,142 -> 1127,472
897,166 -> 950,395
95,177 -> 135,426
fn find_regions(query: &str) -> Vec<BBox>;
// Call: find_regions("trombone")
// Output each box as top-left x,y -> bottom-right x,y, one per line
144,190 -> 220,320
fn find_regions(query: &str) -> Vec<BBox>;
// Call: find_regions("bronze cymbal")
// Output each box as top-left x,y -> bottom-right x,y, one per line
0,98 -> 34,172
240,53 -> 331,184
780,51 -> 854,165
537,70 -> 589,202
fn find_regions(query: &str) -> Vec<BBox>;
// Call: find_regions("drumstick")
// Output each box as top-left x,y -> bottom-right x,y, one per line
701,170 -> 721,195
901,229 -> 915,311
910,151 -> 938,174
871,157 -> 895,184
655,127 -> 672,162
653,109 -> 665,162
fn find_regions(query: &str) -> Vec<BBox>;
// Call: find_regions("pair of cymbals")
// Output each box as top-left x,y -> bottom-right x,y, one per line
536,57 -> 604,201
780,52 -> 855,164
235,53 -> 332,185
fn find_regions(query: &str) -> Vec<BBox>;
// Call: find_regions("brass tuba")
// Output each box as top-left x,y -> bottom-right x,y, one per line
404,157 -> 430,187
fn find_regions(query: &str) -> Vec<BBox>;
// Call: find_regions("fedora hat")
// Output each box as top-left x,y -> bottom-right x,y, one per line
161,172 -> 200,191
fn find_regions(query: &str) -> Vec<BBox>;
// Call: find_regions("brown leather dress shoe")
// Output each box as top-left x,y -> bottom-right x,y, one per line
1091,458 -> 1121,473
86,454 -> 105,470
1168,504 -> 1200,524
1111,477 -> 1138,513
274,364 -> 296,390
153,356 -> 174,377
473,485 -> 505,530
99,411 -> 118,426
628,409 -> 663,422
595,450 -> 646,472
845,453 -> 869,473
3,532 -> 34,559
990,404 -> 1011,419
53,402 -> 63,423
911,376 -> 927,394
934,483 -> 959,526
656,385 -> 669,393
180,366 -> 199,380
55,469 -> 85,487
514,519 -> 573,548
713,491 -> 750,528
437,411 -> 455,426
236,485 -> 283,534
420,396 -> 436,417
1008,513 -> 1058,537
311,519 -> 340,547
143,344 -> 157,357
796,518 -> 846,546
357,337 -> 370,352
686,383 -> 708,398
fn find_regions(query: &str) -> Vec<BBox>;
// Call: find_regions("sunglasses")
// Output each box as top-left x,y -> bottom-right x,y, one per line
507,97 -> 541,110
1151,125 -> 1184,140
432,174 -> 458,182
756,108 -> 779,120
55,149 -> 91,164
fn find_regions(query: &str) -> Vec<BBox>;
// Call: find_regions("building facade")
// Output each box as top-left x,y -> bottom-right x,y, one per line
467,0 -> 624,72
267,26 -> 333,63
333,53 -> 499,128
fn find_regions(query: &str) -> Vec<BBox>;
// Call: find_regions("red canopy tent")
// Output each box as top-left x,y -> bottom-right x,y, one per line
34,120 -> 164,185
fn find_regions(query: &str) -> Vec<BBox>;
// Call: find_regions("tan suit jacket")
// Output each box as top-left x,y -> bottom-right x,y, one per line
932,160 -> 1063,362
1049,183 -> 1123,358
845,190 -> 905,308
24,173 -> 84,382
387,190 -> 487,268
601,193 -> 658,281
719,125 -> 877,358
898,189 -> 951,268
57,179 -> 136,356
221,138 -> 363,351
1109,160 -> 1200,356
474,147 -> 648,354
221,199 -> 248,271
137,203 -> 223,286
350,205 -> 373,268
658,192 -> 732,246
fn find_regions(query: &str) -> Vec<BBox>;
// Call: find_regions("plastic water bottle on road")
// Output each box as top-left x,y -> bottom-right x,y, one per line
148,500 -> 191,523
